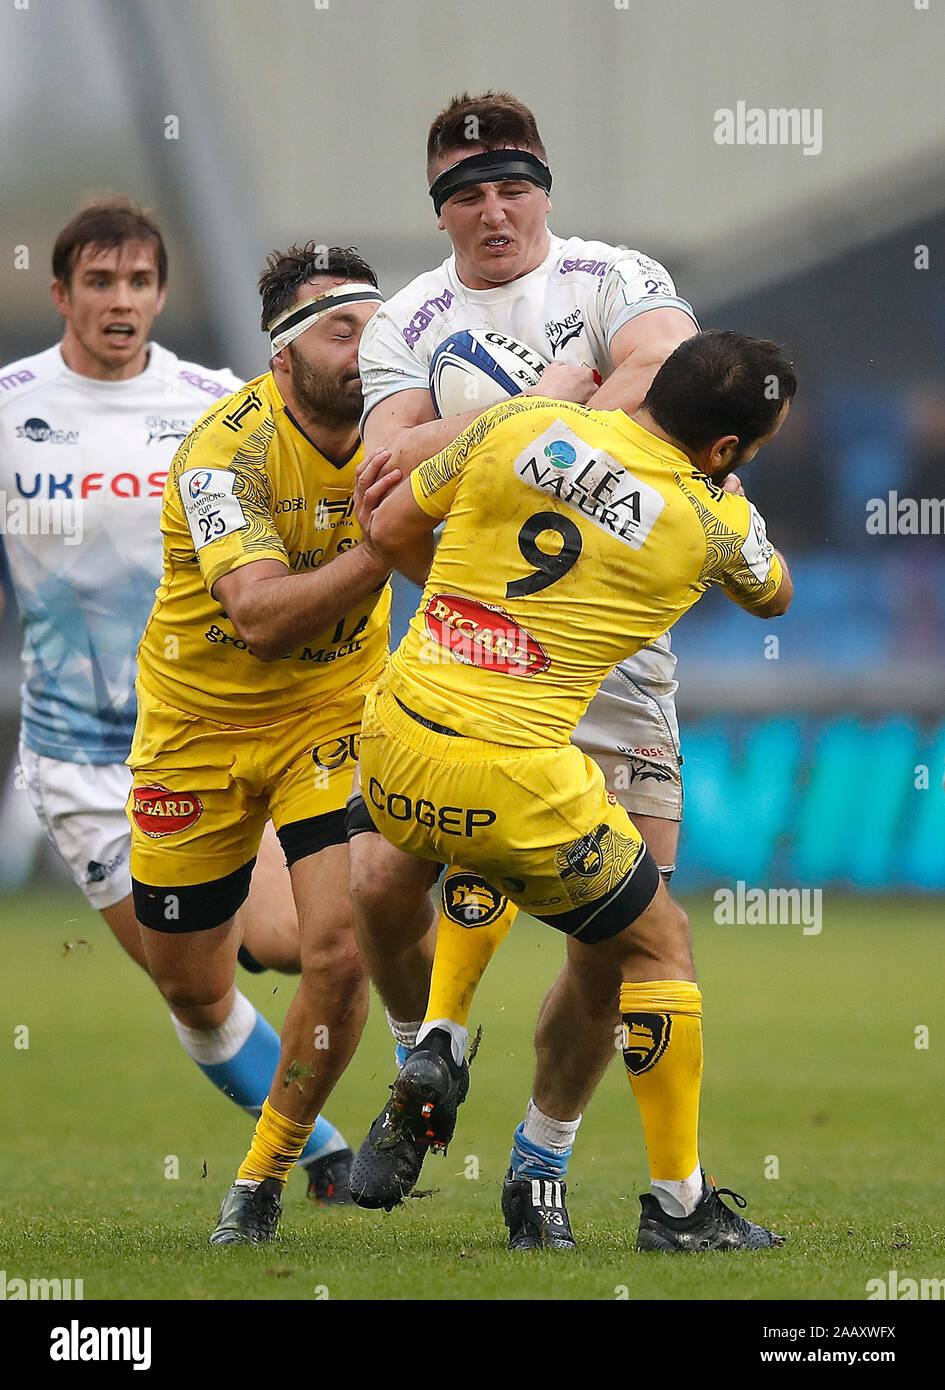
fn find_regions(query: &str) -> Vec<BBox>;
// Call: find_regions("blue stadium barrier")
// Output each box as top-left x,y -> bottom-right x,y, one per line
678,715 -> 945,891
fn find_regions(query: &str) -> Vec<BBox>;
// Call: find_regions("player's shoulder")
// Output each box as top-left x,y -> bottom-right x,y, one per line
677,463 -> 753,529
147,342 -> 243,403
169,372 -> 277,481
469,393 -> 591,444
553,235 -> 671,282
363,258 -> 456,338
0,344 -> 66,414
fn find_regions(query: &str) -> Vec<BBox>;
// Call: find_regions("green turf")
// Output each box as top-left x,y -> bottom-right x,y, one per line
1,890 -> 943,1301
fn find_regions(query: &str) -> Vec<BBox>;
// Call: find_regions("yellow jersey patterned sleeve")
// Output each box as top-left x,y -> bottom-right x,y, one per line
676,478 -> 783,612
411,397 -> 554,519
169,386 -> 290,594
716,496 -> 783,611
135,372 -> 390,725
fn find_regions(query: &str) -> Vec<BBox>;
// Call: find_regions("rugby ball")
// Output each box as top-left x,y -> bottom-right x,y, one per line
429,329 -> 547,419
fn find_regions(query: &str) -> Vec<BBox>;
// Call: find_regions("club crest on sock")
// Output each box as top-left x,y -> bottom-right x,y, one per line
441,871 -> 508,928
621,1012 -> 672,1075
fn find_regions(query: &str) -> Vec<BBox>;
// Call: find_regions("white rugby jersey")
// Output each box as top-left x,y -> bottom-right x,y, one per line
359,233 -> 697,424
0,344 -> 241,763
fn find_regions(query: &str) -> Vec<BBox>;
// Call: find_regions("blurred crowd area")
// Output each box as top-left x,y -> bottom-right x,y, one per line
3,204 -> 943,702
667,208 -> 945,686
2,203 -> 942,897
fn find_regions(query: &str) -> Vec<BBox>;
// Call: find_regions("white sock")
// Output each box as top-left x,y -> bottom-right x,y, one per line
416,1017 -> 468,1069
651,1161 -> 705,1217
521,1098 -> 582,1155
170,989 -> 256,1064
385,1011 -> 422,1051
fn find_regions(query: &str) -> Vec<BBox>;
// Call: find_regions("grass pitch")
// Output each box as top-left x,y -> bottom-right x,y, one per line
2,889 -> 943,1302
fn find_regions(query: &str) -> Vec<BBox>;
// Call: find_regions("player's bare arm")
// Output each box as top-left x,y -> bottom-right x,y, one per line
211,546 -> 391,663
362,388 -> 469,473
360,471 -> 438,580
588,307 -> 698,414
353,446 -> 434,584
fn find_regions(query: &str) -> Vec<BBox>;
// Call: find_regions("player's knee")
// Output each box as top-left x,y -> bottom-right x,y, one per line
350,866 -> 430,943
300,928 -> 365,992
633,897 -> 692,973
154,968 -> 230,1014
348,862 -> 382,917
670,899 -> 690,938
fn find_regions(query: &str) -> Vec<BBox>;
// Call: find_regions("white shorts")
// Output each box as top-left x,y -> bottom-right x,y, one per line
573,635 -> 682,821
19,741 -> 132,911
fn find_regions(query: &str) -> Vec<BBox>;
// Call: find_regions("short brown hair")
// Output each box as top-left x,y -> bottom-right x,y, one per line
52,197 -> 168,287
257,243 -> 379,331
426,92 -> 546,179
643,331 -> 797,452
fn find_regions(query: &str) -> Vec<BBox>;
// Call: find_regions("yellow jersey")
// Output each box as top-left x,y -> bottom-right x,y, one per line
137,372 -> 389,724
391,396 -> 781,747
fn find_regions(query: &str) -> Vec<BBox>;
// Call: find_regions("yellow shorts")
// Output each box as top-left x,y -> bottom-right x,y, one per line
358,684 -> 660,943
128,676 -> 370,904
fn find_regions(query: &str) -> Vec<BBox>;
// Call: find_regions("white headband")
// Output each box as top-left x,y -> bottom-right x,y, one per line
268,285 -> 383,354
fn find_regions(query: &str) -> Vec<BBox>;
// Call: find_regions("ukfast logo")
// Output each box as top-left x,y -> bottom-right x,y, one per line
513,424 -> 664,550
14,471 -> 166,499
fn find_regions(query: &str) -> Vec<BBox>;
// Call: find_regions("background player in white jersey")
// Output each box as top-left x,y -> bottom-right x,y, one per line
348,93 -> 706,1212
0,200 -> 352,1201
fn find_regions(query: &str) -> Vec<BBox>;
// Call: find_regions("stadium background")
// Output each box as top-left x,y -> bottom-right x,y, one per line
0,0 -> 943,1313
2,0 -> 942,892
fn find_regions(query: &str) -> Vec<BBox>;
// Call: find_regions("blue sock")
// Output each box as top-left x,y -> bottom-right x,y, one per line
395,1042 -> 411,1068
510,1122 -> 571,1181
172,994 -> 346,1166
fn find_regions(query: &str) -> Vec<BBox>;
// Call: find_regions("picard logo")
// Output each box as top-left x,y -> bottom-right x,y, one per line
131,784 -> 203,838
423,593 -> 549,676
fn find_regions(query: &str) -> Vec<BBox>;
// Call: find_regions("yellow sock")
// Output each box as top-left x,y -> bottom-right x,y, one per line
236,1098 -> 314,1185
424,869 -> 517,1028
619,980 -> 703,1181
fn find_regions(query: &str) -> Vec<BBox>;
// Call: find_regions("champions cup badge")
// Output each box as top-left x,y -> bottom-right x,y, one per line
132,784 -> 203,838
423,594 -> 550,676
442,872 -> 506,928
621,1013 -> 672,1075
187,470 -> 214,497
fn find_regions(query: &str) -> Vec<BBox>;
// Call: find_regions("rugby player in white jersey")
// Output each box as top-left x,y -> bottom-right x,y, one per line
347,92 -> 734,1238
0,199 -> 352,1201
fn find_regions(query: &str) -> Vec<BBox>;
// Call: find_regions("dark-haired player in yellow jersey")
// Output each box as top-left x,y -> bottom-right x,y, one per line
128,245 -> 394,1245
349,330 -> 794,1251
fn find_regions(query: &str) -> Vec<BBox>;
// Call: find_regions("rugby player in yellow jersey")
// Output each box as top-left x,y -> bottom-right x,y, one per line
128,245 -> 397,1245
349,330 -> 794,1251
352,93 -> 721,1208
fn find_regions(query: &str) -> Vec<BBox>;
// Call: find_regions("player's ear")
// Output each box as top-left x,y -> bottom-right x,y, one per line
270,346 -> 288,374
705,435 -> 740,476
50,278 -> 70,316
154,283 -> 169,317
